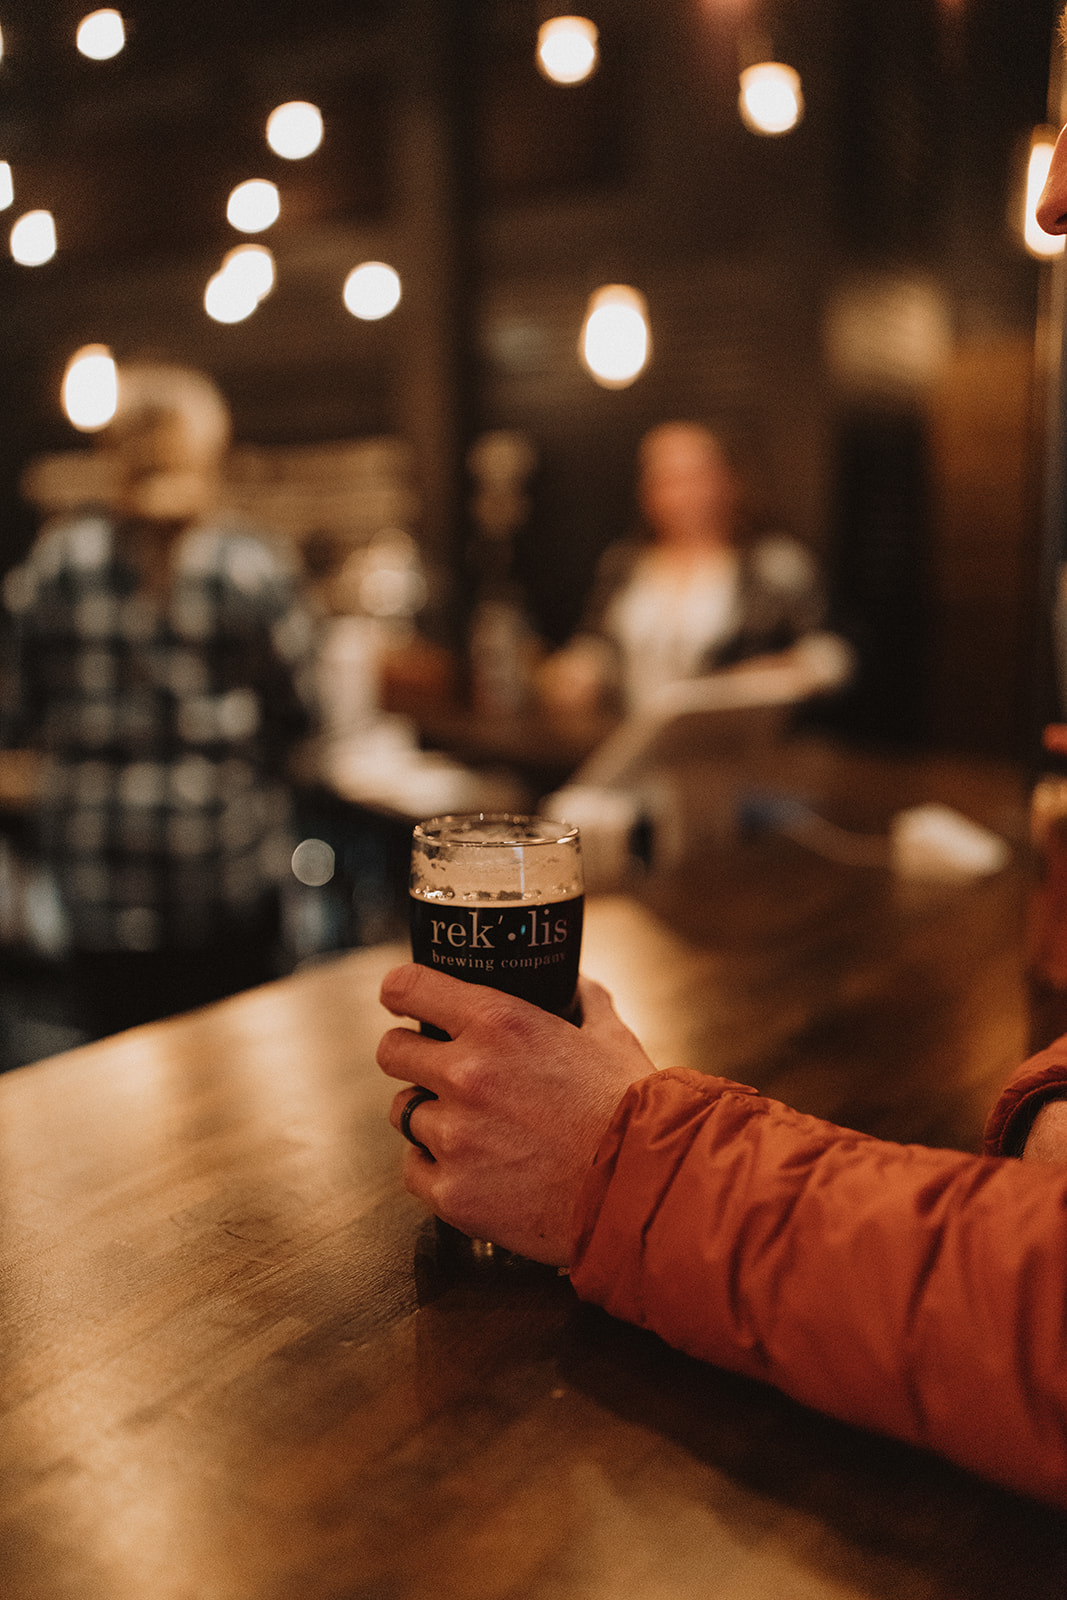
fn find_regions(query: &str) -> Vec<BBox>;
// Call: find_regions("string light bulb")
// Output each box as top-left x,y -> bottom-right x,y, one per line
266,101 -> 324,160
579,284 -> 650,388
738,61 -> 804,136
536,16 -> 599,85
76,10 -> 126,61
204,243 -> 276,324
226,179 -> 280,234
1023,127 -> 1066,260
343,261 -> 402,320
204,272 -> 258,324
221,243 -> 275,300
62,345 -> 118,431
10,210 -> 57,266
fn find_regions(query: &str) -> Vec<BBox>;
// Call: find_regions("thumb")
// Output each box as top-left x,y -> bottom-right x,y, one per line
577,976 -> 655,1059
576,975 -> 624,1026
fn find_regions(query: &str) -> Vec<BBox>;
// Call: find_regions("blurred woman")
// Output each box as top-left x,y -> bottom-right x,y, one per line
537,421 -> 844,716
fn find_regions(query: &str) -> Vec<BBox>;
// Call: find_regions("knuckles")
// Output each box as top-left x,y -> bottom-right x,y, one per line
469,986 -> 550,1045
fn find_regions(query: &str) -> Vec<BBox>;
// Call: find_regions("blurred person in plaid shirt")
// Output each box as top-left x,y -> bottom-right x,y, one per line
0,361 -> 319,1038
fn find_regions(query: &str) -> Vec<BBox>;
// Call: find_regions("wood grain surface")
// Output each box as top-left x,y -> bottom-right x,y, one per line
1,738 -> 1063,1599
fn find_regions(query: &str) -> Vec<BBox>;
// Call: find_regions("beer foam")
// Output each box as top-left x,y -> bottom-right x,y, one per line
411,812 -> 582,905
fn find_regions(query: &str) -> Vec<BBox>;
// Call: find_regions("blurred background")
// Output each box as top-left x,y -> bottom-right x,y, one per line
1,0 -> 1066,1063
0,0 -> 1061,752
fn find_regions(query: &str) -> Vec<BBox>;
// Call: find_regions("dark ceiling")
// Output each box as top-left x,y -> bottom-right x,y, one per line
0,2 -> 397,261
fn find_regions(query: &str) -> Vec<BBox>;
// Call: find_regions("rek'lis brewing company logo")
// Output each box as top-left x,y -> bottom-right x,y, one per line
410,894 -> 584,1016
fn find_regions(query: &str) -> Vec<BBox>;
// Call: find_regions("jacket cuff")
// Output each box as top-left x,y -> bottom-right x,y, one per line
983,1036 -> 1067,1157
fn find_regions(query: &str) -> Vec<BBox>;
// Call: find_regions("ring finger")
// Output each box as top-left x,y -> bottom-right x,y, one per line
391,1084 -> 438,1160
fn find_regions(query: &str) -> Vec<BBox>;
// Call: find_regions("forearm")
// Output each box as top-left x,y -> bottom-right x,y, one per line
984,1036 -> 1067,1156
571,1070 -> 1067,1507
1023,1096 -> 1067,1161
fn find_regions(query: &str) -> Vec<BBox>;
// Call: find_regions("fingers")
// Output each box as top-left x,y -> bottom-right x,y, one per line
379,963 -> 489,1039
377,1021 -> 450,1091
379,961 -> 569,1046
390,1084 -> 439,1161
575,974 -> 620,1026
382,962 -> 612,1031
380,966 -> 630,1069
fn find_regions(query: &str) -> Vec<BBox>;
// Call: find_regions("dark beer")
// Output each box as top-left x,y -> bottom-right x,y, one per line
409,813 -> 584,1037
410,892 -> 583,1019
408,814 -> 583,1260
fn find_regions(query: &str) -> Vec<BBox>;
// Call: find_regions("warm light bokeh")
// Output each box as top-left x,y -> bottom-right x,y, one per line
226,179 -> 280,234
204,270 -> 259,324
738,61 -> 804,136
0,163 -> 12,211
580,284 -> 650,388
266,101 -> 324,160
342,261 -> 402,320
203,242 -> 276,323
1024,130 -> 1067,260
76,9 -> 126,61
536,16 -> 599,86
291,839 -> 336,887
62,345 -> 118,431
10,209 -> 57,266
221,242 -> 275,300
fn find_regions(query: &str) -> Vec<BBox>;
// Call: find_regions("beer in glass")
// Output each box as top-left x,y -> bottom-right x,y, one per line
409,813 -> 583,1035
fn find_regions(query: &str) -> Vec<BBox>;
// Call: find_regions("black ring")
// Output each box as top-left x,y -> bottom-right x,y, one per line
400,1086 -> 438,1160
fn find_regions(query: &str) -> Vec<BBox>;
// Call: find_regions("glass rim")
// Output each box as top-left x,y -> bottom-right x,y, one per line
412,811 -> 579,848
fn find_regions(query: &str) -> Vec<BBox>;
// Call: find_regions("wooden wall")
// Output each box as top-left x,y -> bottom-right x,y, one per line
926,337 -> 1044,758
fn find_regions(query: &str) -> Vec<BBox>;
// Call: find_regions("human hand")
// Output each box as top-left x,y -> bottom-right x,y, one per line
1022,1097 -> 1067,1164
377,965 -> 657,1264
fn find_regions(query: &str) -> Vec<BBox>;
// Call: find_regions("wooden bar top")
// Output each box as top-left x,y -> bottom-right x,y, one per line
1,739 -> 1064,1598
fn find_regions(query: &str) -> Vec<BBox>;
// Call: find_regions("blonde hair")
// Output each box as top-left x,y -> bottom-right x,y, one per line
108,362 -> 232,460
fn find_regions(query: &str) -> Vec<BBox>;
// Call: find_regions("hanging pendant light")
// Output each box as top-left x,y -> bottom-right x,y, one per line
76,10 -> 126,61
62,345 -> 118,431
536,16 -> 599,85
226,179 -> 280,234
579,284 -> 650,388
266,101 -> 324,159
738,61 -> 804,136
343,261 -> 402,320
10,209 -> 57,266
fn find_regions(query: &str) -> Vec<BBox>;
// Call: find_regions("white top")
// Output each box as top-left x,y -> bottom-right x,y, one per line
606,549 -> 740,711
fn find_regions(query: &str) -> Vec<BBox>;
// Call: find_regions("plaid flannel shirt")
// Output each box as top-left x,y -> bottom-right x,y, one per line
1,512 -> 318,953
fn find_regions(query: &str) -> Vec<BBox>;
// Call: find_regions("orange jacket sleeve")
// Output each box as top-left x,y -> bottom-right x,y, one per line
569,1067 -> 1067,1507
984,1035 -> 1067,1156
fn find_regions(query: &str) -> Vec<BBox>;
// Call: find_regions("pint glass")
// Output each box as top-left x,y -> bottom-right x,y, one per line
409,813 -> 584,1036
